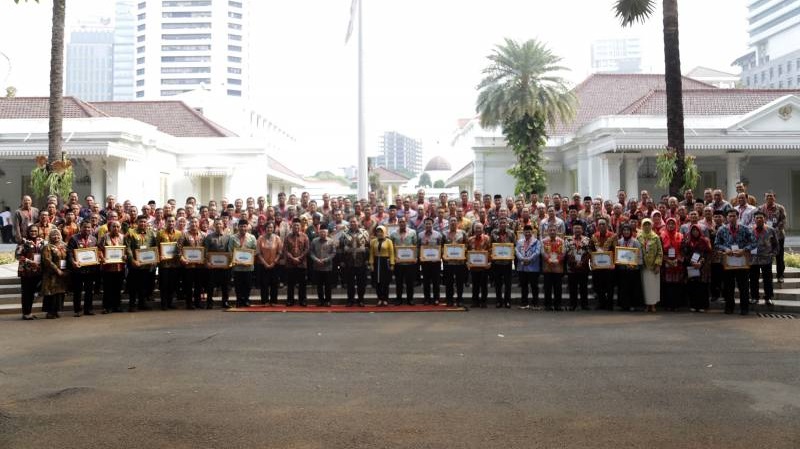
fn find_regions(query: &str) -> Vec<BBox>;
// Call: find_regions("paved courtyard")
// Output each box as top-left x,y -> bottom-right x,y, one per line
1,309 -> 799,448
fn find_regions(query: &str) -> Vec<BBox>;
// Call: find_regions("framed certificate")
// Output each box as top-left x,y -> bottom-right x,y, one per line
614,246 -> 639,267
74,247 -> 99,266
182,247 -> 205,264
136,248 -> 159,265
385,224 -> 399,237
491,243 -> 514,260
420,245 -> 441,262
104,246 -> 126,264
395,246 -> 417,264
590,251 -> 615,270
443,244 -> 466,261
723,254 -> 750,270
207,252 -> 231,269
160,242 -> 178,260
467,251 -> 489,268
233,248 -> 255,266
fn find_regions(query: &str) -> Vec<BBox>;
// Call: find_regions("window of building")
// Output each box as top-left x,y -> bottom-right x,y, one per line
228,34 -> 242,41
228,12 -> 242,19
161,44 -> 211,51
136,90 -> 144,98
789,61 -> 793,72
162,11 -> 211,18
228,45 -> 241,52
162,0 -> 211,6
137,35 -> 145,42
227,56 -> 241,63
162,33 -> 211,40
228,23 -> 242,30
779,80 -> 784,88
229,1 -> 242,7
227,67 -> 241,74
227,78 -> 241,85
161,89 -> 191,96
745,76 -> 750,87
136,80 -> 145,87
137,57 -> 145,64
137,12 -> 146,20
779,65 -> 783,76
227,89 -> 242,96
770,67 -> 774,79
137,24 -> 146,31
161,78 -> 211,85
137,46 -> 145,53
136,68 -> 145,75
761,71 -> 766,82
161,66 -> 211,74
162,22 -> 211,29
162,55 -> 211,62
138,1 -> 146,9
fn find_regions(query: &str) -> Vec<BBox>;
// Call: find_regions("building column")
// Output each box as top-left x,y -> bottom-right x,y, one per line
473,150 -> 485,193
603,154 -> 623,200
88,159 -> 106,202
624,153 -> 641,198
726,152 -> 744,199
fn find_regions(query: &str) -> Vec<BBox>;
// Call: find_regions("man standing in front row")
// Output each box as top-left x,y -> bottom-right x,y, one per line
390,217 -> 417,306
749,211 -> 778,308
125,215 -> 157,312
284,218 -> 310,307
339,217 -> 370,307
714,209 -> 756,315
231,220 -> 257,308
310,228 -> 337,306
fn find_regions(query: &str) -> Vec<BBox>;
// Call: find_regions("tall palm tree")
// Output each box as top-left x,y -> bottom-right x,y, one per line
476,38 -> 575,195
615,0 -> 685,196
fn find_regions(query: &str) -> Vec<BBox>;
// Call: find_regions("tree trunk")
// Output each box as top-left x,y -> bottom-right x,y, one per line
663,0 -> 685,197
47,0 -> 66,166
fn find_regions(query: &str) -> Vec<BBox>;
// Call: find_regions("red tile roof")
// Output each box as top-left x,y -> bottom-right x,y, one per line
372,166 -> 410,182
91,100 -> 236,137
268,155 -> 304,181
0,97 -> 107,119
621,89 -> 800,116
553,73 -> 713,135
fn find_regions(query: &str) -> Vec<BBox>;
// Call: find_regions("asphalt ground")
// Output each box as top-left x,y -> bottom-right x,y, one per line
1,309 -> 799,449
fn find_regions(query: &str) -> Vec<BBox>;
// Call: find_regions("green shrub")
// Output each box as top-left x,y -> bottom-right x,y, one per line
785,251 -> 800,269
0,252 -> 15,265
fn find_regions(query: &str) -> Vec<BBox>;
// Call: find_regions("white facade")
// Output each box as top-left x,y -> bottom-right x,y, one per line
133,0 -> 249,100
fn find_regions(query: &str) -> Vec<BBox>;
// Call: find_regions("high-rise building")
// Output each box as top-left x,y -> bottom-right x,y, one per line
590,38 -> 642,74
734,0 -> 800,89
131,0 -> 249,100
374,131 -> 423,175
112,0 -> 137,100
65,22 -> 114,101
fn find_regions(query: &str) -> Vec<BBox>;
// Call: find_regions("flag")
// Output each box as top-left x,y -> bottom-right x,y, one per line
345,0 -> 358,43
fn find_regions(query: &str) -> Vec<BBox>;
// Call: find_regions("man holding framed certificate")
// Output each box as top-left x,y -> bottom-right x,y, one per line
178,217 -> 206,309
67,220 -> 99,317
204,218 -> 233,309
156,216 -> 182,310
490,217 -> 516,308
418,218 -> 443,305
389,217 -> 418,306
125,215 -> 157,312
515,224 -> 541,309
98,221 -> 126,314
230,220 -> 257,307
467,222 -> 492,308
442,217 -> 467,307
714,209 -> 756,315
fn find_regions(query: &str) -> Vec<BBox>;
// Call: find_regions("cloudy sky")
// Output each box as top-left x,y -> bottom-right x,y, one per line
0,0 -> 749,175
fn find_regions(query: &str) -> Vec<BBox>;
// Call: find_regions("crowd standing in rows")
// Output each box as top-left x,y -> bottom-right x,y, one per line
12,182 -> 786,320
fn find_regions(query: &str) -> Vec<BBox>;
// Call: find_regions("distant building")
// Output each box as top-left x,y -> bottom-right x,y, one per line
132,0 -> 250,100
66,24 -> 114,101
112,0 -> 136,100
734,0 -> 800,89
374,131 -> 422,175
590,38 -> 642,74
686,66 -> 739,89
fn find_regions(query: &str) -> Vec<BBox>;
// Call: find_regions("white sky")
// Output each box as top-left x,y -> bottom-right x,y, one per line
0,0 -> 749,175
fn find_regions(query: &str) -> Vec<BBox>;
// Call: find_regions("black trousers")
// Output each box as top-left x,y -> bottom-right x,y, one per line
127,269 -> 153,309
443,264 -> 467,305
373,258 -> 392,302
518,271 -> 540,306
286,267 -> 307,305
593,270 -> 615,310
420,262 -> 441,303
710,263 -> 724,300
687,281 -> 709,310
616,269 -> 643,309
470,270 -> 488,305
43,294 -> 63,315
723,269 -> 750,313
314,270 -> 333,304
159,267 -> 180,308
233,271 -> 252,306
776,238 -> 785,279
259,265 -> 280,304
394,263 -> 416,304
102,271 -> 124,311
749,263 -> 774,301
567,272 -> 589,309
342,265 -> 367,305
207,269 -> 231,305
492,263 -> 512,305
72,271 -> 97,313
20,275 -> 39,316
182,268 -> 205,306
662,282 -> 685,310
543,272 -> 563,309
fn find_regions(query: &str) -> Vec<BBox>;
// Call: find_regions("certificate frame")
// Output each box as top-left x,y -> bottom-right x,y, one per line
135,248 -> 159,265
420,245 -> 442,262
182,247 -> 205,265
491,243 -> 515,261
233,248 -> 255,266
385,224 -> 399,237
73,247 -> 99,266
590,251 -> 615,270
723,254 -> 750,270
467,251 -> 490,268
159,242 -> 178,260
443,244 -> 466,261
103,245 -> 126,264
207,252 -> 231,269
395,246 -> 417,264
614,246 -> 639,267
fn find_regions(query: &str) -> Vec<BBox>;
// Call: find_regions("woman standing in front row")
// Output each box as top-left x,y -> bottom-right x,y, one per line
369,226 -> 394,306
638,218 -> 663,313
41,229 -> 69,319
682,224 -> 713,312
615,224 -> 643,311
15,225 -> 43,320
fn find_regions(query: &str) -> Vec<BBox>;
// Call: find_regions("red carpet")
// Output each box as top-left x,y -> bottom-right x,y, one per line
226,304 -> 467,313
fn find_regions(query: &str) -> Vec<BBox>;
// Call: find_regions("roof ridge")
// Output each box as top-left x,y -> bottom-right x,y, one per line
173,100 -> 236,137
618,89 -> 657,115
70,97 -> 109,117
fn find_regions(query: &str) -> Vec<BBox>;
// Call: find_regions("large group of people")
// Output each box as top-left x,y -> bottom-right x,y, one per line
11,182 -> 786,320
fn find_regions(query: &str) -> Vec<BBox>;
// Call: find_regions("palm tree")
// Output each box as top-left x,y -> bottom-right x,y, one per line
476,38 -> 575,195
615,0 -> 685,195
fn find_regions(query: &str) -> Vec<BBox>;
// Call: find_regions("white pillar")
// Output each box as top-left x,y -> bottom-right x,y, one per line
726,152 -> 743,199
624,154 -> 641,198
577,156 -> 591,196
603,154 -> 623,200
88,159 -> 106,201
473,150 -> 485,193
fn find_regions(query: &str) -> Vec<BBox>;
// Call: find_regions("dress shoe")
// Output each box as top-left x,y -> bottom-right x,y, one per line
504,302 -> 511,309
73,312 -> 82,317
22,315 -> 35,320
765,299 -> 774,307
46,313 -> 57,319
185,303 -> 195,310
740,310 -> 749,316
102,309 -> 111,315
128,307 -> 137,313
357,302 -> 365,307
139,303 -> 152,311
84,311 -> 95,316
496,302 -> 503,308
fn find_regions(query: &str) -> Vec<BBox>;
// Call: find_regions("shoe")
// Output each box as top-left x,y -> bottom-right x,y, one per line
581,306 -> 591,311
139,304 -> 152,311
186,303 -> 195,310
286,302 -> 295,307
84,311 -> 95,316
480,303 -> 487,309
22,315 -> 35,320
73,312 -> 82,317
46,313 -> 57,319
168,304 -> 177,310
102,309 -> 111,315
531,306 -> 543,311
740,311 -> 749,316
455,302 -> 462,308
346,303 -> 353,307
446,302 -> 454,307
300,302 -> 307,307
698,309 -> 706,313
434,300 -> 440,306
223,303 -> 233,309
358,302 -> 365,307
724,310 -> 733,315
690,308 -> 697,312
749,298 -> 759,305
778,277 -> 784,284
505,302 -> 511,309
128,307 -> 137,313
496,302 -> 503,308
206,301 -> 214,309
160,306 -> 168,311
765,299 -> 774,307
112,308 -> 122,313
568,306 -> 577,311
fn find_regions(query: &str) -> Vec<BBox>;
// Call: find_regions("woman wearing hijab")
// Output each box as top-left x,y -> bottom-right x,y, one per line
41,228 -> 69,319
682,224 -> 713,312
369,226 -> 394,306
650,210 -> 665,234
15,224 -> 43,320
638,218 -> 663,312
660,218 -> 684,311
616,224 -> 643,311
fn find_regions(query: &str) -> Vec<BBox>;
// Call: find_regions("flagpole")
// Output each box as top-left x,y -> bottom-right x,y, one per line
356,0 -> 367,200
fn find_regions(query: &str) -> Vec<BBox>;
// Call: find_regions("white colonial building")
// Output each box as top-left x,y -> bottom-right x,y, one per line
0,96 -> 303,211
448,74 -> 800,228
